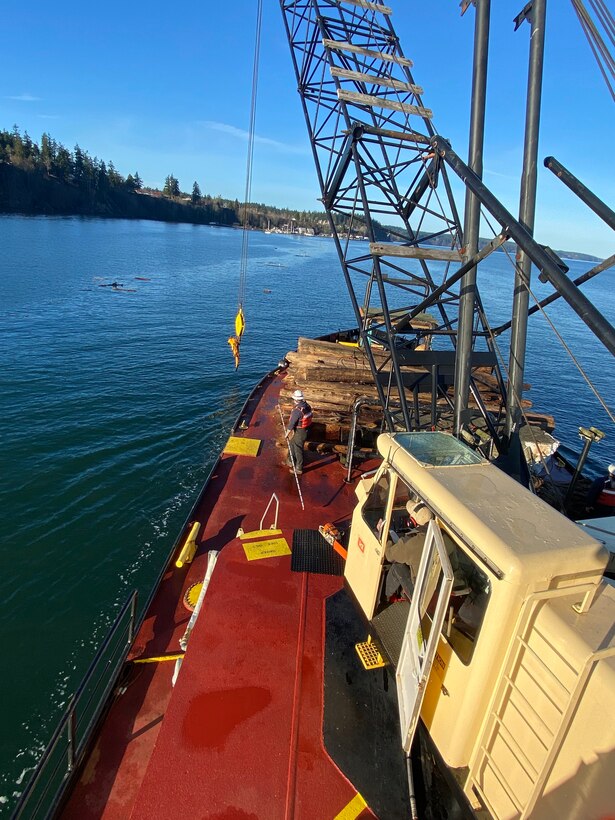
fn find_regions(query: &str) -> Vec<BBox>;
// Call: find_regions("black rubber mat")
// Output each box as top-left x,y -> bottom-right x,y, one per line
371,601 -> 410,668
323,589 -> 411,818
291,529 -> 345,576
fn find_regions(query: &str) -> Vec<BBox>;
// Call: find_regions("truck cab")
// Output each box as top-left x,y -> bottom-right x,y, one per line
344,431 -> 615,819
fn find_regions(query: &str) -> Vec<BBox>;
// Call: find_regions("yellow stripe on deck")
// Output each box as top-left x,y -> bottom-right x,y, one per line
223,436 -> 261,457
334,793 -> 367,820
240,529 -> 283,540
242,537 -> 290,561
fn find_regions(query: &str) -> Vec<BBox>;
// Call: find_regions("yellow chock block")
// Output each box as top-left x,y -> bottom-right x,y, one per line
223,436 -> 261,457
355,636 -> 386,670
239,529 -> 282,540
176,521 -> 201,568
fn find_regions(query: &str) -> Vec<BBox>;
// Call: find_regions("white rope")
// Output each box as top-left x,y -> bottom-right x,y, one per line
278,403 -> 305,510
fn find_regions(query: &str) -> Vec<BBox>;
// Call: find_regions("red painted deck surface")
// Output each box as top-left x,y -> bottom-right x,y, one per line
62,371 -> 374,819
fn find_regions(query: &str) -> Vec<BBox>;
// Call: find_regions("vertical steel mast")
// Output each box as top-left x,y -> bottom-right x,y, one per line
454,0 -> 491,437
505,0 -> 547,441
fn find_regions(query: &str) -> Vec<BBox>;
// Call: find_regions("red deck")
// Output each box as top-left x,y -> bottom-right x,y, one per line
62,371 -> 374,819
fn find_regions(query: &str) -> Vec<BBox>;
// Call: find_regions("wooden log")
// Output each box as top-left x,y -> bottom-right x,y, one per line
369,242 -> 461,261
322,39 -> 414,68
330,67 -> 422,95
337,90 -> 433,119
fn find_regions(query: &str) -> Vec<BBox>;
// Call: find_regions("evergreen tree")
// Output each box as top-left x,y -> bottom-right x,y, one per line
53,146 -> 72,181
163,174 -> 180,197
191,181 -> 202,205
40,133 -> 52,172
73,144 -> 85,183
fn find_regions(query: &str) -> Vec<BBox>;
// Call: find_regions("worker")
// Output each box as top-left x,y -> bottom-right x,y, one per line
586,464 -> 615,515
285,389 -> 313,475
384,501 -> 433,598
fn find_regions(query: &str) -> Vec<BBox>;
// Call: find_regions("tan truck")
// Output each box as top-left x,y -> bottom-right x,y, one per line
345,430 -> 615,820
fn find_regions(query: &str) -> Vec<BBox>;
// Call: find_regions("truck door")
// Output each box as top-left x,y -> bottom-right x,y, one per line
396,520 -> 453,753
344,467 -> 396,619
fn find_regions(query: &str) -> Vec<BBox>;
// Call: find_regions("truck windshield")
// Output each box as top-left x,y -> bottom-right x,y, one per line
394,432 -> 485,467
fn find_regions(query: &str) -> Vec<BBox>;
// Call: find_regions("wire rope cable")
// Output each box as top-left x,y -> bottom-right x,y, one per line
238,0 -> 263,318
571,0 -> 615,100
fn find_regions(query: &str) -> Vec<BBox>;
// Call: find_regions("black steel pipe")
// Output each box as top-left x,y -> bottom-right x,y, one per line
506,0 -> 547,440
545,156 -> 615,231
495,253 -> 615,334
432,135 -> 615,357
455,0 -> 491,436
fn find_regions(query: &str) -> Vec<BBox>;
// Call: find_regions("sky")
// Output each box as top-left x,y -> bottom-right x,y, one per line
1,0 -> 613,257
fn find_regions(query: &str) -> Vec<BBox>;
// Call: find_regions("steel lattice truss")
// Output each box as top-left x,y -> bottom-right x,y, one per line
280,0 -> 499,431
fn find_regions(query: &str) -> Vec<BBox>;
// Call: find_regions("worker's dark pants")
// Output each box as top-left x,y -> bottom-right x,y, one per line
290,428 -> 308,472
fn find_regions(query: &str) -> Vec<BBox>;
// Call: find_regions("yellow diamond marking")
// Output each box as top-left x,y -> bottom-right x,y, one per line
223,436 -> 261,457
355,641 -> 386,670
334,792 -> 368,820
242,537 -> 291,561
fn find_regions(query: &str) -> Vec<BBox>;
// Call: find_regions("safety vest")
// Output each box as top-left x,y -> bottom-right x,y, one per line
597,480 -> 615,507
297,401 -> 313,429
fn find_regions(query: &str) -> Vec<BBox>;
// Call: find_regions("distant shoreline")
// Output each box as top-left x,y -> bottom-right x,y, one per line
0,163 -> 602,264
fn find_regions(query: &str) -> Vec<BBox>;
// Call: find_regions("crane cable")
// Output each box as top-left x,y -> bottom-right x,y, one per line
570,0 -> 615,101
228,0 -> 263,370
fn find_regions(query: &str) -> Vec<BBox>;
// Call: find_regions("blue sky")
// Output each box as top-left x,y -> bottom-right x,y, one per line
1,0 -> 613,257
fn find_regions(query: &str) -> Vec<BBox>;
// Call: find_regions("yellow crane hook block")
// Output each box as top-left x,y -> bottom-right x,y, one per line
176,521 -> 201,568
235,307 -> 245,340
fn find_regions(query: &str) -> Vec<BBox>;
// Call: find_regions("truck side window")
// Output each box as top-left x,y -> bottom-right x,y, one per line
443,532 -> 491,665
361,471 -> 391,539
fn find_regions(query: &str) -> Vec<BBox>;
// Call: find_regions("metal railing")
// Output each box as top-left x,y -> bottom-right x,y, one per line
11,591 -> 138,820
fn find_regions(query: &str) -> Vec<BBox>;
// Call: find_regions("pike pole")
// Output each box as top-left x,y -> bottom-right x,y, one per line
278,403 -> 305,510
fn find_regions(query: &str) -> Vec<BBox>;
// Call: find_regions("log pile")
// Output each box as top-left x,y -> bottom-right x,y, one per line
278,336 -> 553,435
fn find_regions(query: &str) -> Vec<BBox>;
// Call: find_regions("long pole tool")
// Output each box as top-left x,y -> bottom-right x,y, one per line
278,403 -> 305,510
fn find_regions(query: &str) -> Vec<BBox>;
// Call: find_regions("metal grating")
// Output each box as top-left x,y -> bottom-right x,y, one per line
371,601 -> 410,667
291,529 -> 345,576
355,639 -> 387,670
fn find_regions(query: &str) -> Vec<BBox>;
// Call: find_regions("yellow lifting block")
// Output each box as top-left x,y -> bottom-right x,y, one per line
355,635 -> 386,670
176,521 -> 201,568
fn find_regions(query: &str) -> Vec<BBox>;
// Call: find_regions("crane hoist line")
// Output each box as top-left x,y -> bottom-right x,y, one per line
227,0 -> 263,370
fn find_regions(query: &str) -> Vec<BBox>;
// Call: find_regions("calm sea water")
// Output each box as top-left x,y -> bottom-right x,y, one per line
0,215 -> 613,809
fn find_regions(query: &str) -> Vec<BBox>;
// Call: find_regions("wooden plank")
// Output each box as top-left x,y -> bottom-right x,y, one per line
370,242 -> 461,261
330,66 -> 423,95
337,89 -> 432,118
354,124 -> 431,145
322,39 -> 413,68
335,0 -> 393,14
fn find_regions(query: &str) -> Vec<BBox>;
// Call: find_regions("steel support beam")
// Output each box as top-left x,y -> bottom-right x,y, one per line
495,253 -> 615,334
432,136 -> 615,356
545,156 -> 615,231
506,0 -> 546,441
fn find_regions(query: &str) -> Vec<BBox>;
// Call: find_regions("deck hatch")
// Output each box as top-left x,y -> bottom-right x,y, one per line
291,529 -> 345,575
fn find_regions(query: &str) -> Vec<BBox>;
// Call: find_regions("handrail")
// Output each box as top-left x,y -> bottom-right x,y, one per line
260,493 -> 280,531
11,590 -> 138,820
